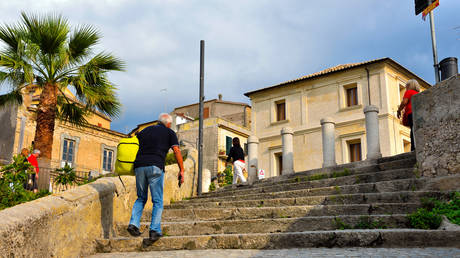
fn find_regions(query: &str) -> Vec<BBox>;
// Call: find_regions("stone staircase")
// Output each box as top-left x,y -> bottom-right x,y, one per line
95,152 -> 460,252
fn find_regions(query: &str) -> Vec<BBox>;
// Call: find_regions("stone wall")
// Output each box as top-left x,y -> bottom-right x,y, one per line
0,104 -> 17,164
0,148 -> 198,257
413,75 -> 460,177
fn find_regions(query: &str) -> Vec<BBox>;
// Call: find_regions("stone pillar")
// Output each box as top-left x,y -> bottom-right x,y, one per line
247,135 -> 259,183
320,117 -> 337,167
364,105 -> 382,160
281,127 -> 294,175
201,169 -> 211,193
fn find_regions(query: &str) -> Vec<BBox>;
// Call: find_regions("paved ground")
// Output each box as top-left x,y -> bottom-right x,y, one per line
90,248 -> 460,257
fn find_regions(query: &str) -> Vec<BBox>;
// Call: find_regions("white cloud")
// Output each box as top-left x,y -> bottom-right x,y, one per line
0,0 -> 458,131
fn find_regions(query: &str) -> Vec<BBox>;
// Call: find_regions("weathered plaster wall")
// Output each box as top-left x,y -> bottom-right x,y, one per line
0,104 -> 18,164
413,75 -> 460,177
0,148 -> 198,258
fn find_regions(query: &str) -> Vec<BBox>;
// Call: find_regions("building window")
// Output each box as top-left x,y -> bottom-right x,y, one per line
399,84 -> 406,103
103,149 -> 114,171
62,139 -> 75,165
348,141 -> 362,162
276,100 -> 286,121
346,87 -> 358,107
226,136 -> 232,155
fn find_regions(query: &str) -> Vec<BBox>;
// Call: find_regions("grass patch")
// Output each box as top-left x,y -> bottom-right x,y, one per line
407,192 -> 460,229
334,218 -> 352,230
354,216 -> 387,229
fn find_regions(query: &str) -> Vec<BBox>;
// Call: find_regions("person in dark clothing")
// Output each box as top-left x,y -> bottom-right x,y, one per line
226,137 -> 247,184
397,79 -> 420,152
127,113 -> 184,245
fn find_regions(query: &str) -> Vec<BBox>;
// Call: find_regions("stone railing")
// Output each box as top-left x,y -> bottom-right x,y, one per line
246,105 -> 383,182
0,148 -> 198,258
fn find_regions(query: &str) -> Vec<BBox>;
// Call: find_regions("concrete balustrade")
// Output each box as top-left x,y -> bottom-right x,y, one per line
247,135 -> 259,183
364,105 -> 382,160
281,127 -> 294,175
320,117 -> 337,167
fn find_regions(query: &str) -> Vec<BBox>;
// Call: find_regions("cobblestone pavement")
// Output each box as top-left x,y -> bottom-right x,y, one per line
89,248 -> 460,258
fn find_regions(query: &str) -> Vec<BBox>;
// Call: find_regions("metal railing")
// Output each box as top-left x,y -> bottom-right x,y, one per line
39,167 -> 91,193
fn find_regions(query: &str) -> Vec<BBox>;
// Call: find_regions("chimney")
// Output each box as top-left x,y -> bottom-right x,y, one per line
218,94 -> 222,100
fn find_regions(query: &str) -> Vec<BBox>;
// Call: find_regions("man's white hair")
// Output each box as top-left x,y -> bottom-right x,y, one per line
405,79 -> 421,92
33,149 -> 40,154
159,113 -> 172,125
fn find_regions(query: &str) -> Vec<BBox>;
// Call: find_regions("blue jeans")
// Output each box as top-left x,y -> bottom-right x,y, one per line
129,165 -> 164,234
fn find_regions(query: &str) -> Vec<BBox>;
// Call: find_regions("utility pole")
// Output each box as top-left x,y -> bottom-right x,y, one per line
415,0 -> 441,83
429,11 -> 440,83
197,40 -> 205,195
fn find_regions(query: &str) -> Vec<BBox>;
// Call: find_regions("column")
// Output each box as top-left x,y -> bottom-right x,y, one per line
320,117 -> 337,167
364,105 -> 382,160
281,127 -> 294,175
247,135 -> 259,183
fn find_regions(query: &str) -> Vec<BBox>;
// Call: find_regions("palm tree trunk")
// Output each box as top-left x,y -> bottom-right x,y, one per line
33,83 -> 58,161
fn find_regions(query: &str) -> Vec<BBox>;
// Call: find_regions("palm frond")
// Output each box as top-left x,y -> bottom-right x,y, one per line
0,24 -> 23,53
0,90 -> 23,107
21,12 -> 69,55
56,95 -> 88,127
69,25 -> 100,62
0,53 -> 35,85
89,52 -> 126,72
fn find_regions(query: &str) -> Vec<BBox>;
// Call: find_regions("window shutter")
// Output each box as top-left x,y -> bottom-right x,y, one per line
226,136 -> 232,155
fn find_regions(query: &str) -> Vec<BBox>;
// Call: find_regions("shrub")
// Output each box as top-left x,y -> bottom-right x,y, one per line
0,155 -> 49,210
409,192 -> 460,228
209,182 -> 216,192
217,166 -> 233,187
54,164 -> 77,187
165,150 -> 188,166
408,208 -> 442,229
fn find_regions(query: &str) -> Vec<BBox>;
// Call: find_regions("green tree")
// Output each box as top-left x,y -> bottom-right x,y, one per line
0,12 -> 125,161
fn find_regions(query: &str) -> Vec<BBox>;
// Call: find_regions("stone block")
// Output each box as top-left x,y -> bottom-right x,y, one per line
413,75 -> 460,177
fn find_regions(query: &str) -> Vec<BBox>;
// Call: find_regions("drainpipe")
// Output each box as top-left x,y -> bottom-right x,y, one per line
365,68 -> 371,105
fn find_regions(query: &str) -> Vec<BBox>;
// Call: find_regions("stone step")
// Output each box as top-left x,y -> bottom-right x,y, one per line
118,214 -> 410,237
191,168 -> 417,201
96,229 -> 460,252
377,151 -> 415,163
168,178 -> 427,207
209,157 -> 416,195
146,203 -> 421,222
165,191 -> 447,209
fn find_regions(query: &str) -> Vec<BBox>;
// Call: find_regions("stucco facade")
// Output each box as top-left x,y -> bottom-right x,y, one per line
245,58 -> 430,178
176,117 -> 250,176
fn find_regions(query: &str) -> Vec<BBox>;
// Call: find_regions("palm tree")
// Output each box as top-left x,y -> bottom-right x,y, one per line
0,12 -> 125,162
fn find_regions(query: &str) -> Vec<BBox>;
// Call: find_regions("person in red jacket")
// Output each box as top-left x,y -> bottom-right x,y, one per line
27,149 -> 40,193
397,79 -> 420,152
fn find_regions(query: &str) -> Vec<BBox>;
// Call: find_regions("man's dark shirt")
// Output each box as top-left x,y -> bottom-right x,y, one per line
226,146 -> 245,163
134,123 -> 179,171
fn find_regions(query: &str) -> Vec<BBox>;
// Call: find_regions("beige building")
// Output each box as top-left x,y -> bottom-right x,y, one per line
244,58 -> 430,178
172,96 -> 252,176
0,86 -> 126,173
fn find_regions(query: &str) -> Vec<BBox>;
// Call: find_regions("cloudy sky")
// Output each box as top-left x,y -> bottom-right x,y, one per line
1,0 -> 458,133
